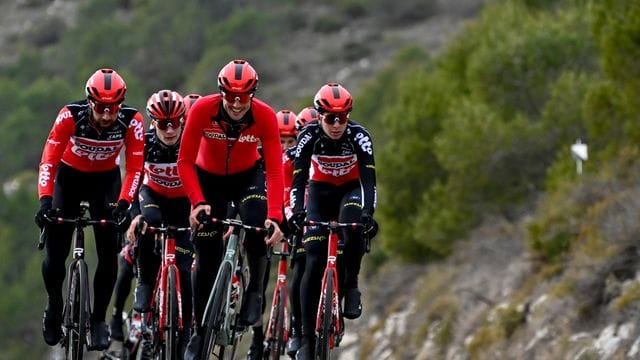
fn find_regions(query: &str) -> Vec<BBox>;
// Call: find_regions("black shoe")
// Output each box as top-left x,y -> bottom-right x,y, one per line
239,291 -> 263,326
247,329 -> 264,359
343,288 -> 362,319
287,336 -> 301,358
184,334 -> 202,360
89,321 -> 110,350
133,281 -> 152,312
295,342 -> 312,360
109,314 -> 124,341
42,307 -> 62,346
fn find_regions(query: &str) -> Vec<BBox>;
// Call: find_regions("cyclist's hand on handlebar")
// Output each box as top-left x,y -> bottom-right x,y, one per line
264,219 -> 283,245
361,213 -> 378,238
126,215 -> 147,243
288,211 -> 306,233
189,203 -> 211,229
112,199 -> 130,226
35,196 -> 54,229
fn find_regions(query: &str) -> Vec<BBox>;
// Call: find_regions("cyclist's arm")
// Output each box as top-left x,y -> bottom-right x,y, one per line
260,107 -> 285,223
38,106 -> 75,199
119,111 -> 145,204
354,126 -> 377,215
177,98 -> 208,206
290,128 -> 314,213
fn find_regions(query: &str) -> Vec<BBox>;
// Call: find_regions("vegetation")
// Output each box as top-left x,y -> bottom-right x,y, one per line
1,0 -> 640,357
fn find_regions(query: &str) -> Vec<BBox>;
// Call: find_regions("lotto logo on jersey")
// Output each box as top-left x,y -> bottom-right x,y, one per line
238,134 -> 258,143
39,163 -> 52,187
355,132 -> 373,155
70,137 -> 122,161
146,162 -> 179,177
131,118 -> 145,141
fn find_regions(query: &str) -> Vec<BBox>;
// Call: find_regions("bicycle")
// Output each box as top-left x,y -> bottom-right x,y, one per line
263,235 -> 293,359
135,222 -> 191,360
198,217 -> 269,360
38,201 -> 120,360
304,220 -> 364,360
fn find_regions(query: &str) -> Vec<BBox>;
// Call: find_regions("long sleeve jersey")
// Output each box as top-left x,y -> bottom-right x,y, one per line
38,100 -> 145,203
177,94 -> 284,222
141,129 -> 186,199
290,120 -> 377,216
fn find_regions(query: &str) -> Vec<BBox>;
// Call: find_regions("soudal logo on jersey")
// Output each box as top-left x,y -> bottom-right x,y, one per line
203,130 -> 227,140
70,137 -> 122,160
312,154 -> 357,176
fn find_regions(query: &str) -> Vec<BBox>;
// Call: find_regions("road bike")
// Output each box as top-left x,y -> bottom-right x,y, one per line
135,223 -> 191,360
263,235 -> 293,359
304,220 -> 363,360
199,217 -> 268,360
38,201 -> 120,360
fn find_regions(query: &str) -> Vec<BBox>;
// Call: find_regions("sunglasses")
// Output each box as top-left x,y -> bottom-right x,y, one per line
221,91 -> 253,103
321,112 -> 349,125
90,100 -> 121,114
153,117 -> 182,130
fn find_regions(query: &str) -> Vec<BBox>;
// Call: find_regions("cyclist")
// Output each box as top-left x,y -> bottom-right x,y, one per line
288,83 -> 378,359
177,59 -> 284,359
34,68 -> 145,350
182,93 -> 202,122
125,89 -> 195,358
284,106 -> 319,357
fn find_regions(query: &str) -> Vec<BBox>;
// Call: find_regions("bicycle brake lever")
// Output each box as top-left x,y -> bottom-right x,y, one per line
37,227 -> 46,250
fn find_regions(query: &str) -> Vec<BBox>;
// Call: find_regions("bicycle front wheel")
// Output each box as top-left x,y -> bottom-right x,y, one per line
159,266 -> 178,359
201,262 -> 232,360
266,286 -> 286,359
66,261 -> 88,360
317,271 -> 334,360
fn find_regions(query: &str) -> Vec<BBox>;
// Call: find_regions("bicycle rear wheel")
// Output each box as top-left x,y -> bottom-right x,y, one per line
162,266 -> 179,360
66,261 -> 88,360
201,262 -> 232,360
317,271 -> 334,360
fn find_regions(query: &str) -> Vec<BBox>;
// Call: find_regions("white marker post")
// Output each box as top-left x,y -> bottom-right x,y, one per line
570,139 -> 588,175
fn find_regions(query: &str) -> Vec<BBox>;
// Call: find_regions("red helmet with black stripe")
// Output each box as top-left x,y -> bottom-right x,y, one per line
313,83 -> 353,114
217,59 -> 259,93
146,90 -> 185,120
276,109 -> 298,137
85,68 -> 127,103
296,106 -> 319,131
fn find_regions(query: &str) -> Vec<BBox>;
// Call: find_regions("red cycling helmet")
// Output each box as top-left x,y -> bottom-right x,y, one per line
313,83 -> 353,114
296,106 -> 320,131
217,59 -> 259,93
276,109 -> 298,137
183,93 -> 202,115
85,68 -> 127,103
146,90 -> 185,120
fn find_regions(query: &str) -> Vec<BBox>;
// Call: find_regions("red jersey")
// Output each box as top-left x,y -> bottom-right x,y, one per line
177,94 -> 284,222
38,100 -> 145,204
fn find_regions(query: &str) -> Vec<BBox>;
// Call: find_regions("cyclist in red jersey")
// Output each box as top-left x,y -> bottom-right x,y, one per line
34,68 -> 145,350
182,93 -> 202,122
288,83 -> 378,360
177,59 -> 284,359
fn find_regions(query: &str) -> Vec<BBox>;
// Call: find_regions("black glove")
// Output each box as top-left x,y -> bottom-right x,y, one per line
112,199 -> 130,225
288,211 -> 306,233
361,213 -> 378,238
35,196 -> 53,229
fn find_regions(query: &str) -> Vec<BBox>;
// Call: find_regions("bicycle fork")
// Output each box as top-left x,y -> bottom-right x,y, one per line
315,231 -> 342,349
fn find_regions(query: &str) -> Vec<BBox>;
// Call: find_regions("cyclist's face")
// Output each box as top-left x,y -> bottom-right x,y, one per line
153,117 -> 183,145
280,136 -> 296,151
90,100 -> 120,128
221,91 -> 253,121
320,112 -> 348,140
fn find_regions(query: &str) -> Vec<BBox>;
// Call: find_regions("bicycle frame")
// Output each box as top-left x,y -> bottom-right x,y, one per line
44,202 -> 119,358
147,226 -> 191,342
264,237 -> 291,357
306,220 -> 361,359
200,217 -> 268,359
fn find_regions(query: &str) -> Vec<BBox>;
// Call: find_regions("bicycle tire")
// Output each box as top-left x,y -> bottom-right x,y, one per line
317,271 -> 333,360
164,266 -> 179,360
135,338 -> 154,360
271,286 -> 286,359
66,261 -> 87,360
201,262 -> 232,360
